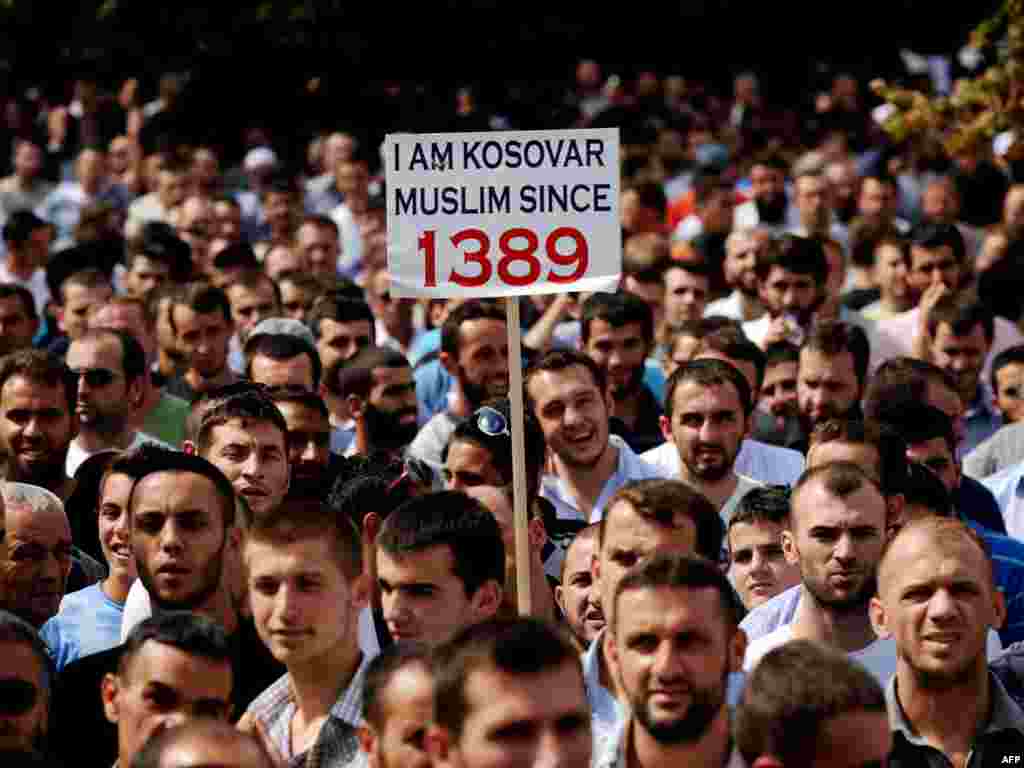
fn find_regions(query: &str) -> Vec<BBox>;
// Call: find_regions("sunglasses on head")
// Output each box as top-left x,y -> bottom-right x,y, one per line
474,406 -> 510,439
0,678 -> 38,717
69,368 -> 118,388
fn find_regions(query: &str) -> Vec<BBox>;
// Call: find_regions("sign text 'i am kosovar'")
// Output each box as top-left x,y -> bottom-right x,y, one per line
385,129 -> 621,298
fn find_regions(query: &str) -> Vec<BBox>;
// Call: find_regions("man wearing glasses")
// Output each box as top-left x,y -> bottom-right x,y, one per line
0,610 -> 55,754
65,328 -> 169,477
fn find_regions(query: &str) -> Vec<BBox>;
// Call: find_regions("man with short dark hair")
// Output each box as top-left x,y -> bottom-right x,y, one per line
661,358 -> 762,519
797,321 -> 870,440
704,227 -> 766,322
426,618 -> 592,768
51,268 -> 113,354
727,486 -> 801,610
581,292 -> 663,453
0,210 -> 51,314
358,643 -> 433,768
871,518 -> 1024,766
224,271 -> 281,374
555,524 -> 603,653
409,301 -> 508,470
267,387 -> 333,494
66,329 -> 168,476
239,499 -> 371,768
376,491 -> 504,648
596,554 -> 746,768
0,283 -> 39,357
339,346 -> 418,459
742,463 -> 894,682
0,350 -> 79,499
0,610 -> 56,754
526,349 -> 662,526
585,479 -> 723,744
735,640 -> 891,768
166,283 -> 237,400
100,613 -> 234,768
307,296 -> 376,376
121,222 -> 189,301
743,234 -> 829,350
297,214 -> 344,279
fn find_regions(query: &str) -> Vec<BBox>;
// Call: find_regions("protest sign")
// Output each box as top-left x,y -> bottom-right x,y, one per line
386,129 -> 620,297
386,129 -> 621,616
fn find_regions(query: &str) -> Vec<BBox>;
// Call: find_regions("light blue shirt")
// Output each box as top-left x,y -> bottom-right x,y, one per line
981,462 -> 1024,541
40,583 -> 125,671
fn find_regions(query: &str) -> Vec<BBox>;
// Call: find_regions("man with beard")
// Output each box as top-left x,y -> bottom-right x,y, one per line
166,282 -> 238,402
596,554 -> 746,768
409,301 -> 508,471
788,168 -> 848,252
734,153 -> 790,234
268,387 -> 333,495
0,285 -> 39,358
796,321 -> 869,448
581,292 -> 663,454
870,518 -> 1024,766
340,346 -> 418,460
526,350 -> 662,524
51,446 -> 285,768
584,480 -> 724,745
0,350 -> 79,500
65,329 -> 169,477
856,172 -> 911,235
923,297 -> 1001,455
742,462 -> 895,683
743,235 -> 829,350
0,610 -> 57,755
554,524 -> 604,653
662,359 -> 762,523
756,341 -> 800,442
703,228 -> 766,322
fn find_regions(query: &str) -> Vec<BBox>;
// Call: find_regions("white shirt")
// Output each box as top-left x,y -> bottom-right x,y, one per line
721,474 -> 764,523
541,435 -> 663,524
704,290 -> 760,323
642,438 -> 805,487
743,624 -> 898,685
65,431 -> 171,478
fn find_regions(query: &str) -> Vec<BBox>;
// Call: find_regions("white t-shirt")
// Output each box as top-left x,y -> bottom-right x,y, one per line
743,624 -> 898,684
119,578 -> 381,657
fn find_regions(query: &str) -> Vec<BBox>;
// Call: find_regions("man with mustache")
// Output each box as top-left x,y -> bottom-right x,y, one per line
65,329 -> 169,477
662,358 -> 762,524
0,350 -> 79,501
742,462 -> 895,683
797,321 -> 870,446
409,301 -> 508,471
340,346 -> 419,460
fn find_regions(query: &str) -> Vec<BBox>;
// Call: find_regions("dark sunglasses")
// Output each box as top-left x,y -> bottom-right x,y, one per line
69,368 -> 119,388
474,406 -> 510,439
0,678 -> 38,716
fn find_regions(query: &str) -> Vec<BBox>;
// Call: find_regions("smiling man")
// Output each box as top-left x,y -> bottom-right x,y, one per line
376,491 -> 504,648
240,498 -> 371,768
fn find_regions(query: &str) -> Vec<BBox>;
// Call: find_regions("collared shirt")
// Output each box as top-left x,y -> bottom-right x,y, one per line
981,464 -> 1024,541
541,435 -> 664,524
591,716 -> 747,768
582,630 -> 625,751
641,438 -> 805,488
887,672 -> 1024,768
244,654 -> 371,768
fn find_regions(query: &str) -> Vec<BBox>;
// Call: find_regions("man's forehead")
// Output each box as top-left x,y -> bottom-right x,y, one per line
174,305 -> 225,328
672,377 -> 743,411
6,501 -> 70,540
910,244 -> 954,265
210,417 -> 285,446
906,437 -> 952,461
800,348 -> 854,376
129,640 -> 231,686
372,365 -> 412,387
882,527 -> 989,588
792,482 -> 885,526
530,365 -> 599,402
767,266 -> 813,283
729,519 -> 784,544
324,318 -> 371,338
588,319 -> 643,340
1,374 -> 66,404
603,502 -> 695,551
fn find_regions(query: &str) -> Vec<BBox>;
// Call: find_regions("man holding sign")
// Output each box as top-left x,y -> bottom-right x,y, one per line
387,128 -> 620,618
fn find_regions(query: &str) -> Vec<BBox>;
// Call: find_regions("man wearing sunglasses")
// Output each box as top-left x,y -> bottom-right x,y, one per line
65,329 -> 170,478
0,610 -> 54,754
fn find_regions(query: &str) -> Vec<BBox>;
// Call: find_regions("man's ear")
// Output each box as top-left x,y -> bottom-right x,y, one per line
781,529 -> 799,566
55,305 -> 67,334
554,585 -> 567,616
869,595 -> 890,639
885,494 -> 906,538
472,579 -> 502,621
126,376 -> 144,410
527,517 -> 547,553
357,725 -> 377,767
100,673 -> 120,724
659,414 -> 672,443
992,587 -> 1007,632
182,440 -> 197,455
751,757 -> 786,768
729,628 -> 748,674
439,350 -> 458,376
350,572 -> 371,612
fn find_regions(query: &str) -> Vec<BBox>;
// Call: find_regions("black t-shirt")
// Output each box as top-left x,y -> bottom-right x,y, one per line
50,617 -> 284,768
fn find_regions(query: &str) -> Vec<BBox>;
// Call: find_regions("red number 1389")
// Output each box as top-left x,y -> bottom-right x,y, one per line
418,226 -> 589,288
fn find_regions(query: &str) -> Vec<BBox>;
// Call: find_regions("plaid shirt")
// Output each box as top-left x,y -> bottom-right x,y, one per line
245,654 -> 371,768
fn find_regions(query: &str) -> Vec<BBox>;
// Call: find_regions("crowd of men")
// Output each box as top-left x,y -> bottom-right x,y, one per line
5,58 -> 1024,767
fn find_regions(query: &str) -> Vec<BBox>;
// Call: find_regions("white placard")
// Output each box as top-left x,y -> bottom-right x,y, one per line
385,129 -> 621,298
